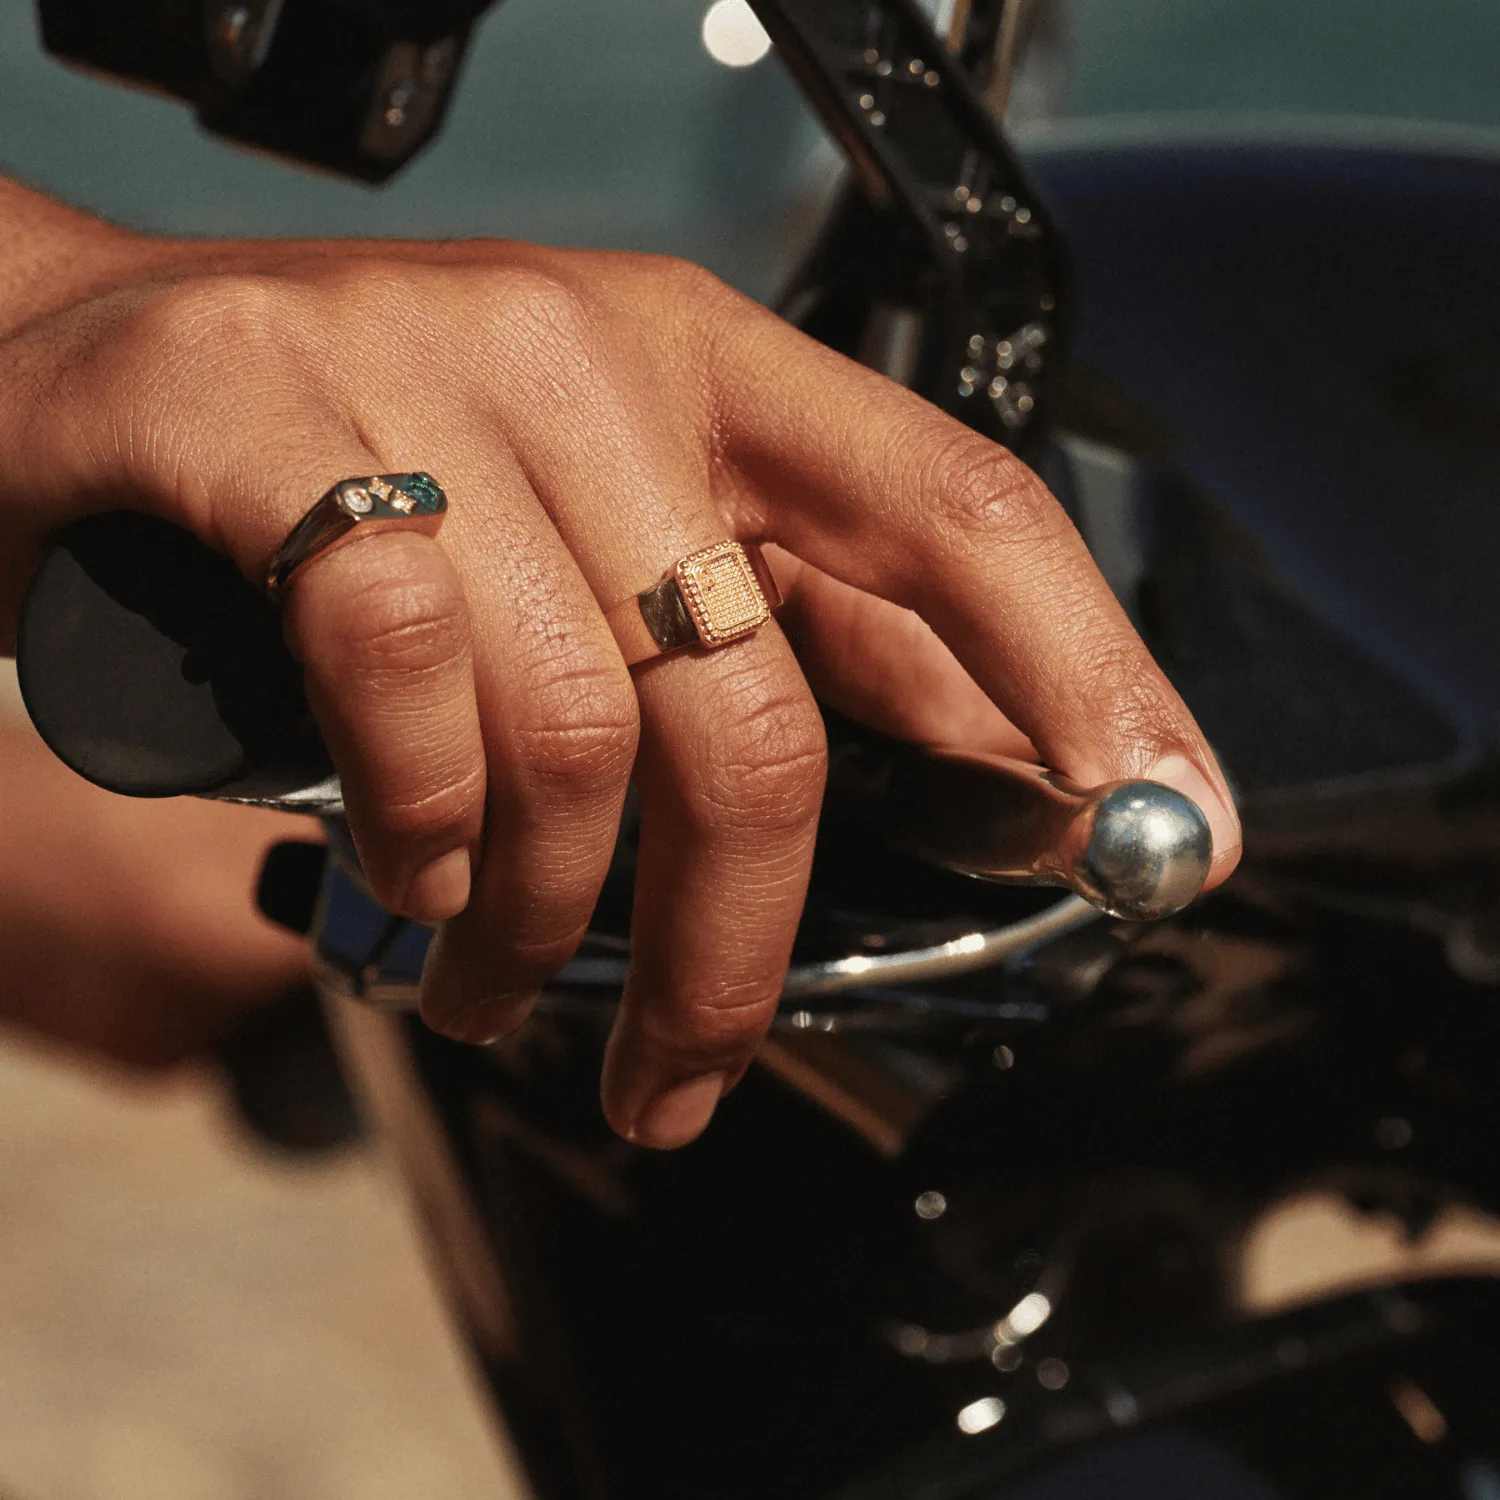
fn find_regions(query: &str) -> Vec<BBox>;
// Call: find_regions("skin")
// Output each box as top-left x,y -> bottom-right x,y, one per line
0,717 -> 314,1070
0,177 -> 1241,1148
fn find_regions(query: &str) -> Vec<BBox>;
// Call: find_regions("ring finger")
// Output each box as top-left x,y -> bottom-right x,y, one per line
386,444 -> 643,1044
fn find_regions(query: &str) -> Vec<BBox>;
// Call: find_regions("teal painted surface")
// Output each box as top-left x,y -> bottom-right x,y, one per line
1065,0 -> 1500,130
0,0 -> 829,298
3,0 -> 1498,292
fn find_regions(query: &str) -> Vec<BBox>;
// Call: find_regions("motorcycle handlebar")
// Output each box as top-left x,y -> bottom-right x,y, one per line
15,512 -> 1211,921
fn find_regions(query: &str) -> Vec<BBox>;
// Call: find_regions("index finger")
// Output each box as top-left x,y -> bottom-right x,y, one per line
710,309 -> 1241,880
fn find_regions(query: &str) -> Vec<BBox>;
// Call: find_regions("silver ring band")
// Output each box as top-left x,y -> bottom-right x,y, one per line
266,473 -> 448,603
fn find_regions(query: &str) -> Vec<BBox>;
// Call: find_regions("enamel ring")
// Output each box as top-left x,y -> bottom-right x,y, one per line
604,540 -> 782,666
266,473 -> 448,603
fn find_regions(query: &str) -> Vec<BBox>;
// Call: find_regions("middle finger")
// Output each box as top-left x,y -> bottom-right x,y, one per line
479,279 -> 827,1148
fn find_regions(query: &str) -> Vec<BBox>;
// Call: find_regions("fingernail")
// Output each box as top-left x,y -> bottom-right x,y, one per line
628,1072 -> 727,1151
1148,753 -> 1241,867
403,849 -> 471,921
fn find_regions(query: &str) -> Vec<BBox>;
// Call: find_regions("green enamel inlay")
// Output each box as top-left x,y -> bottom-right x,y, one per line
396,472 -> 445,513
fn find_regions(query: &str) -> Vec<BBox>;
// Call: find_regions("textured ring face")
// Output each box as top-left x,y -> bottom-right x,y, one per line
602,539 -> 781,665
674,541 -> 772,646
266,472 -> 447,601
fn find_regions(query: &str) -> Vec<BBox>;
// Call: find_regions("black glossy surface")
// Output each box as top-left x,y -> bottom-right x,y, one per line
1030,136 -> 1500,771
398,872 -> 1500,1499
38,0 -> 488,181
17,511 -> 328,798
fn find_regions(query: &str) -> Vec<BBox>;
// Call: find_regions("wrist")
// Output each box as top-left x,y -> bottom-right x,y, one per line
0,179 -> 160,338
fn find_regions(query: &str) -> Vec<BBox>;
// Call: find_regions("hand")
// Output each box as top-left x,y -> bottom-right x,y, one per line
0,186 -> 1241,1146
0,715 -> 314,1069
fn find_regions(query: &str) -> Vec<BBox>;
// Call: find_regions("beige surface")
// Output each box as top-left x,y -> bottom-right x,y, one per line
0,1032 -> 519,1500
1243,1190 -> 1500,1312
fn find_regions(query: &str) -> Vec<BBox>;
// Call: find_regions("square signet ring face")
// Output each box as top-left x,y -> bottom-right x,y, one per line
603,539 -> 780,666
675,540 -> 772,646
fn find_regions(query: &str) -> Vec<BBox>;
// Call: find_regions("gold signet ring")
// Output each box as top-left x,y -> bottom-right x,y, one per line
604,540 -> 781,666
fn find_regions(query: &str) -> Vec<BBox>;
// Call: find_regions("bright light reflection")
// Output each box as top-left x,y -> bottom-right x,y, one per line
955,931 -> 986,953
701,0 -> 772,66
1006,1291 -> 1052,1338
956,1396 -> 1006,1435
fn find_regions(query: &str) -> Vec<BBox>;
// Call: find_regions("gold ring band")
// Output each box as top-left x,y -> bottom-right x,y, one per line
605,540 -> 781,666
266,473 -> 448,603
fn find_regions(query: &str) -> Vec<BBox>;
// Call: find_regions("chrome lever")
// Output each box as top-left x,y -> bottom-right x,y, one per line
295,744 -> 1216,930
310,747 -> 1214,1021
832,741 -> 1215,922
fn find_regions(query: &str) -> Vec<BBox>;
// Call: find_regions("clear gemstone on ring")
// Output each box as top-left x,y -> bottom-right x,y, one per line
342,485 -> 375,515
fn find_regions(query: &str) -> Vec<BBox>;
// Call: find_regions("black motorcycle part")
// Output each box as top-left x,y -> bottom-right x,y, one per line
36,0 -> 489,181
16,511 -> 331,799
257,838 -> 332,936
757,0 -> 1067,455
37,0 -> 208,98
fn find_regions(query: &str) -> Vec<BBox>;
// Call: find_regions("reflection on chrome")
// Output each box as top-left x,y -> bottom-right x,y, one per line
780,896 -> 1100,999
999,1290 -> 1053,1342
372,893 -> 1096,1019
955,1396 -> 1006,1435
885,1291 -> 1056,1364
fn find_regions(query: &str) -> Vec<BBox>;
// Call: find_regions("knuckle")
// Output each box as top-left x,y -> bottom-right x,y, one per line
643,255 -> 747,371
333,552 -> 471,681
638,979 -> 778,1059
371,763 -> 487,844
135,274 -> 294,365
480,269 -> 604,388
292,254 -> 398,306
650,255 -> 735,315
686,671 -> 828,835
922,429 -> 1071,548
510,659 -> 640,800
1072,635 -> 1181,759
593,250 -> 734,320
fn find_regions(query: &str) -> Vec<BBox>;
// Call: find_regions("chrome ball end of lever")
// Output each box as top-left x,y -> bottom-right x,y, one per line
1074,781 -> 1214,922
852,739 -> 1218,923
